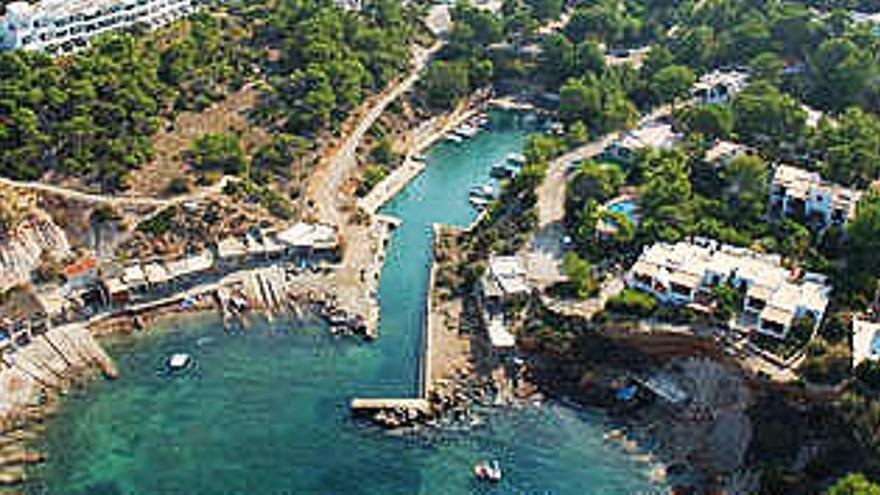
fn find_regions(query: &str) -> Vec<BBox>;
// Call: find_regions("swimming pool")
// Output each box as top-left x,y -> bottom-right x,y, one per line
606,197 -> 637,224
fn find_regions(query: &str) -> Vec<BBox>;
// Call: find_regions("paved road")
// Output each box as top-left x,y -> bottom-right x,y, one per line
307,43 -> 442,225
525,105 -> 671,289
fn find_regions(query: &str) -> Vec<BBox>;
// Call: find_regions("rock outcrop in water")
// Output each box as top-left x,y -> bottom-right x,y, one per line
0,190 -> 70,293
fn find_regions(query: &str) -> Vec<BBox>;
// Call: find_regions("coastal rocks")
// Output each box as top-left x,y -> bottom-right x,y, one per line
231,266 -> 373,338
294,291 -> 369,338
0,323 -> 117,486
609,357 -> 753,491
370,406 -> 428,428
0,207 -> 70,293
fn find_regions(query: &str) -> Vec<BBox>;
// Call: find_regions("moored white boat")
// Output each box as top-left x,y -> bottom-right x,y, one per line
167,353 -> 191,371
469,183 -> 495,199
473,460 -> 502,482
469,196 -> 491,209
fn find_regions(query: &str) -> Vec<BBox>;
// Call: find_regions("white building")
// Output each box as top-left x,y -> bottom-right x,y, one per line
626,239 -> 830,339
217,236 -> 248,266
770,164 -> 862,228
605,121 -> 680,163
704,140 -> 753,168
0,0 -> 202,55
276,222 -> 339,258
478,256 -> 529,350
165,250 -> 214,283
852,318 -> 880,368
692,70 -> 749,105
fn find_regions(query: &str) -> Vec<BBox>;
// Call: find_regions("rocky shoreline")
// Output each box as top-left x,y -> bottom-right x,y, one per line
0,322 -> 117,488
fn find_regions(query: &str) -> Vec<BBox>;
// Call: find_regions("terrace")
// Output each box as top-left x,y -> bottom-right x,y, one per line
626,239 -> 830,339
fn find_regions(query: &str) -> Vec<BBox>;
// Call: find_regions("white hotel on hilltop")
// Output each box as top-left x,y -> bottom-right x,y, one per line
0,0 -> 202,55
626,239 -> 830,339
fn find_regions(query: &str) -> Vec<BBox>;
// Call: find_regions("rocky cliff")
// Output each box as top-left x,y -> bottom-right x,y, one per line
0,195 -> 70,293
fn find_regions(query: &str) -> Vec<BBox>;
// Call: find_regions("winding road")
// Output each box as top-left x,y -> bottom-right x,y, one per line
525,105 -> 672,289
307,42 -> 443,225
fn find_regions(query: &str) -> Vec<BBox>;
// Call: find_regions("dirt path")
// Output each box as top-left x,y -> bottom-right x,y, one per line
0,175 -> 238,208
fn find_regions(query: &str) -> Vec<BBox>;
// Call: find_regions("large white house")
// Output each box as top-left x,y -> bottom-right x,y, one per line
626,239 -> 830,339
691,70 -> 749,105
770,164 -> 862,228
0,0 -> 202,55
605,121 -> 680,164
477,256 -> 529,350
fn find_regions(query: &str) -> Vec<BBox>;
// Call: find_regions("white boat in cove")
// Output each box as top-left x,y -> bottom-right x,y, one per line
473,460 -> 502,482
167,353 -> 192,371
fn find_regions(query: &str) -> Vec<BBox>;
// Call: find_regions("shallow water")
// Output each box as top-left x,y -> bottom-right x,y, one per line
28,111 -> 665,494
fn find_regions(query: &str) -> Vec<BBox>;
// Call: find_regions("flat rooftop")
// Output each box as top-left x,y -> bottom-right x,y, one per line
853,317 -> 880,367
631,239 -> 830,318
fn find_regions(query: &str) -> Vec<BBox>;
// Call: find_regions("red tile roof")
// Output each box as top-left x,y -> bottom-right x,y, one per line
62,256 -> 97,278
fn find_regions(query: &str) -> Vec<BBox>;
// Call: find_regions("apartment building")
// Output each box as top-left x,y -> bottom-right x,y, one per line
770,164 -> 862,228
0,0 -> 202,55
626,239 -> 830,339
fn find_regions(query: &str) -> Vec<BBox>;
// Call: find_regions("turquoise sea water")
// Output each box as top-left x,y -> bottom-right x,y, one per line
27,111 -> 664,495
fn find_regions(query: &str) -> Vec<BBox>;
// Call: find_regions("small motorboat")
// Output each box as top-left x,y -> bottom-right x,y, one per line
446,133 -> 463,143
491,162 -> 519,179
469,183 -> 495,199
506,153 -> 526,166
454,124 -> 480,139
473,460 -> 502,482
469,196 -> 491,210
167,353 -> 192,371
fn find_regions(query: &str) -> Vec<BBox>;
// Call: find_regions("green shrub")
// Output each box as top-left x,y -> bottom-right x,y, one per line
357,164 -> 388,197
188,133 -> 247,175
605,289 -> 657,317
820,313 -> 851,345
136,207 -> 176,236
855,360 -> 880,390
799,342 -> 851,385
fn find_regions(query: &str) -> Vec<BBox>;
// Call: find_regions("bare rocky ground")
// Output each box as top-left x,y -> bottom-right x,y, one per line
127,84 -> 271,198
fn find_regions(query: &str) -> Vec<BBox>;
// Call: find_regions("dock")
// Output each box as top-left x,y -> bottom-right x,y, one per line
358,157 -> 427,215
350,398 -> 430,414
488,97 -> 538,112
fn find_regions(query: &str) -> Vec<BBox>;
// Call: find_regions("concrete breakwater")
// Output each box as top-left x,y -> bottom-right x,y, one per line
0,323 -> 116,485
349,109 -> 540,429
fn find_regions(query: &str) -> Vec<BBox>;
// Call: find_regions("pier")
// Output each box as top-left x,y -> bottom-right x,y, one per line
357,101 -> 487,216
350,398 -> 430,413
350,398 -> 432,426
359,157 -> 427,215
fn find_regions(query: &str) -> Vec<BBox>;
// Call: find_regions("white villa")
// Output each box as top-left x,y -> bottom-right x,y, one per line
704,140 -> 752,168
692,70 -> 749,105
0,0 -> 202,55
605,121 -> 680,163
853,317 -> 880,368
478,256 -> 529,350
770,164 -> 862,228
626,239 -> 831,339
